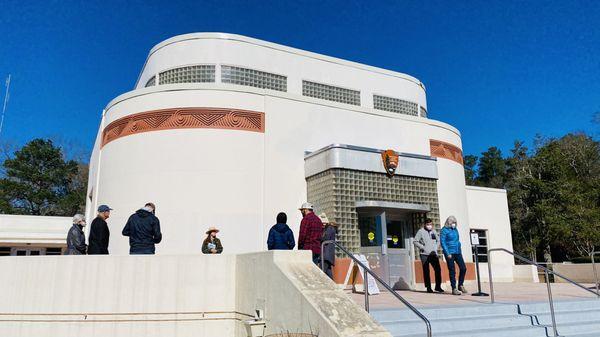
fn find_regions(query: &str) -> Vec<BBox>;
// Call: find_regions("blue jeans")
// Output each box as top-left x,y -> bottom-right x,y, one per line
445,253 -> 466,289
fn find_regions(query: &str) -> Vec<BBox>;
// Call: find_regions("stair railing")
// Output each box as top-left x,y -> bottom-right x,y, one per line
488,248 -> 600,337
591,251 -> 600,295
321,240 -> 432,337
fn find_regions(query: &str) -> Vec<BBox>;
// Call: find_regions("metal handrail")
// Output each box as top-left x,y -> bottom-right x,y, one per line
591,251 -> 600,294
321,240 -> 432,337
488,248 -> 600,337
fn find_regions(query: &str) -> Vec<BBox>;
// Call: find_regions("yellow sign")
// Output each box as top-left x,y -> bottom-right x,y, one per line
392,236 -> 399,244
368,232 -> 375,242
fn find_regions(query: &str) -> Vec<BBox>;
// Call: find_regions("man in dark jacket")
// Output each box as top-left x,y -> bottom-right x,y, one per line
88,204 -> 112,255
298,202 -> 323,265
267,212 -> 295,250
122,202 -> 162,255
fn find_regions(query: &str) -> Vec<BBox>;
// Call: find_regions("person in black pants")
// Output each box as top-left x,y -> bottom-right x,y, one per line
414,219 -> 444,293
88,204 -> 112,255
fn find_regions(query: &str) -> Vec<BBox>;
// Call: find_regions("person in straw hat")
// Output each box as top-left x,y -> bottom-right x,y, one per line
202,226 -> 223,254
319,213 -> 338,280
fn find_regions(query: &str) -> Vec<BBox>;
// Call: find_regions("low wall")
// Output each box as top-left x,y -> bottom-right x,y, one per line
0,252 -> 389,337
237,251 -> 389,337
553,263 -> 600,284
513,264 -> 540,283
0,254 -> 239,337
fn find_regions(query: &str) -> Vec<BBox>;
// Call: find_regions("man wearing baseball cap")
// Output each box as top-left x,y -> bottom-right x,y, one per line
88,204 -> 113,255
298,202 -> 323,265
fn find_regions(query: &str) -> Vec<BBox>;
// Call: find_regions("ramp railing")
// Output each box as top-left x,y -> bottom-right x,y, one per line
488,248 -> 600,337
321,240 -> 432,337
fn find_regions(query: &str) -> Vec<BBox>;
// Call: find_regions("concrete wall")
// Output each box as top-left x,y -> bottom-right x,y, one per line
89,86 -> 465,256
0,251 -> 389,337
553,263 -> 600,284
0,214 -> 71,245
465,186 -> 514,281
513,265 -> 540,283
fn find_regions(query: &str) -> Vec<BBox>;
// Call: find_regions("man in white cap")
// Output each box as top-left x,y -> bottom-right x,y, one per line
298,202 -> 323,265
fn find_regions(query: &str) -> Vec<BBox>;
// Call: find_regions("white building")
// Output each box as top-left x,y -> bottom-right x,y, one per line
81,33 -> 515,284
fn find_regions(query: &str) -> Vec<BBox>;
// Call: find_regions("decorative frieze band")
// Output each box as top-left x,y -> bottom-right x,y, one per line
429,139 -> 464,165
101,108 -> 265,147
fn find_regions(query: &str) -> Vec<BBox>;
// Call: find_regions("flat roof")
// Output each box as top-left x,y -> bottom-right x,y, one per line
143,32 -> 425,89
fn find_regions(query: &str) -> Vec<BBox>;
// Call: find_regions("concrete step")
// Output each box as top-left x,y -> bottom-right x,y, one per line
379,313 -> 533,335
518,299 -> 600,314
396,324 -> 548,337
554,321 -> 600,336
371,299 -> 600,337
527,307 -> 600,325
370,303 -> 518,322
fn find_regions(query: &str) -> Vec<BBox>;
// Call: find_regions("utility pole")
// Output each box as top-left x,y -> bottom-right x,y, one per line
0,74 -> 11,138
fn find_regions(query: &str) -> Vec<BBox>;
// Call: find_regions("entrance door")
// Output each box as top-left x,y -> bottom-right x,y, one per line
358,210 -> 416,289
385,217 -> 414,290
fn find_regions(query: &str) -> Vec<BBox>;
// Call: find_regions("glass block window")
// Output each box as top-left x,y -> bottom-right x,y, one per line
373,95 -> 419,116
221,65 -> 287,92
145,76 -> 156,87
159,65 -> 215,85
302,81 -> 361,106
420,106 -> 428,118
306,169 -> 439,253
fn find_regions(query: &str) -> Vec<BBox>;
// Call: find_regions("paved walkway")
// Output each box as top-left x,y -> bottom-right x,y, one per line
347,282 -> 599,309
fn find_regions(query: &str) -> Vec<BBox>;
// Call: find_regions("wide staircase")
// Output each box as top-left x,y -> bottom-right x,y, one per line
370,299 -> 600,337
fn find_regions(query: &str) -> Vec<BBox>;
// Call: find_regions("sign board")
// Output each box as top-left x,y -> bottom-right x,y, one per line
355,254 -> 380,295
470,232 -> 480,245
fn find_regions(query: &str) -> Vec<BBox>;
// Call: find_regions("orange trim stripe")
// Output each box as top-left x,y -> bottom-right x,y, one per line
101,107 -> 265,147
429,139 -> 464,165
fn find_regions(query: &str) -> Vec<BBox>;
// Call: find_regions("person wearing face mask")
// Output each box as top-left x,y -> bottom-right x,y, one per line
66,214 -> 87,255
440,215 -> 468,295
414,218 -> 443,293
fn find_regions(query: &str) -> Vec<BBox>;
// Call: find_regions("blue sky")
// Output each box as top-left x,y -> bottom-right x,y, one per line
0,0 -> 598,160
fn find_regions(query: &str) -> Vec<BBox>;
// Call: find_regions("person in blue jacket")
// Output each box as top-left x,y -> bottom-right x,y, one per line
440,215 -> 468,295
267,212 -> 295,250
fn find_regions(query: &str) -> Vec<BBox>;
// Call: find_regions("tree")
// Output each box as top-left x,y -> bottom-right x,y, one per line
555,134 -> 600,257
0,139 -> 87,216
505,141 -> 537,260
477,147 -> 507,188
464,155 -> 478,185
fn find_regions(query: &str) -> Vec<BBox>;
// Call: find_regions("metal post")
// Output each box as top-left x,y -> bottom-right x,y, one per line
320,241 -> 326,272
472,244 -> 489,296
488,250 -> 495,303
592,252 -> 599,297
545,269 -> 559,337
364,268 -> 370,312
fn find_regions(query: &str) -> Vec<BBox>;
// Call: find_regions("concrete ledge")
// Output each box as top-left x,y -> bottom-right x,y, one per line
553,263 -> 600,283
0,251 -> 389,337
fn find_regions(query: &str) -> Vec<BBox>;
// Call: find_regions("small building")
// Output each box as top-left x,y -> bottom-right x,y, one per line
0,214 -> 70,256
83,33 -> 515,284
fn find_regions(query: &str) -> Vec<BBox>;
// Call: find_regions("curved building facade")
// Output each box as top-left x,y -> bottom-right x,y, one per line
86,33 -> 513,284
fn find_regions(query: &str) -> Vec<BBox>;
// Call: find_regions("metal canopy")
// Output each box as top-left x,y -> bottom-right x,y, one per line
355,200 -> 430,213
